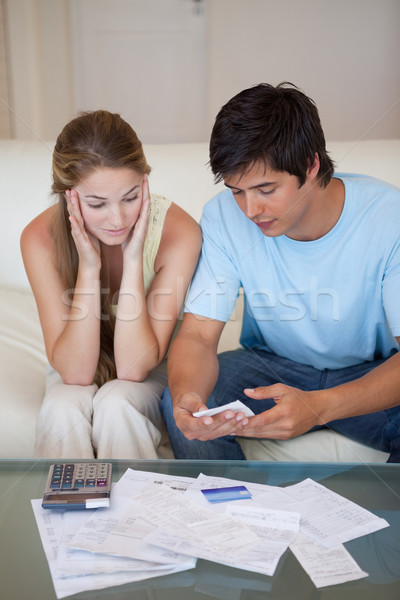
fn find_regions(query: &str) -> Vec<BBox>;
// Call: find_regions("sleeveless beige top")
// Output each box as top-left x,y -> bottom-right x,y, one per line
142,193 -> 172,292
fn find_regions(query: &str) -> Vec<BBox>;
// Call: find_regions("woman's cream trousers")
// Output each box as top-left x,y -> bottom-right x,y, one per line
34,362 -> 168,459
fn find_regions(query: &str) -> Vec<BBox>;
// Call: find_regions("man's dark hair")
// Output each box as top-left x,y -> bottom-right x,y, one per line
209,82 -> 334,188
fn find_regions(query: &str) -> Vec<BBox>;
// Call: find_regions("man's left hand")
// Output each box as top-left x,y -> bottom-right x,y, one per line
238,384 -> 325,439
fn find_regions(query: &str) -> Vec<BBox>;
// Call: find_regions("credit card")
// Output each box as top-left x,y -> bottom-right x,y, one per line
201,485 -> 252,503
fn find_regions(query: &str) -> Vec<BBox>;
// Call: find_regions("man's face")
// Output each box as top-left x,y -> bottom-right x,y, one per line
224,160 -> 320,241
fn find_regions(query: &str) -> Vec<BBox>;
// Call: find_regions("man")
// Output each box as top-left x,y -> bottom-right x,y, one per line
160,82 -> 400,462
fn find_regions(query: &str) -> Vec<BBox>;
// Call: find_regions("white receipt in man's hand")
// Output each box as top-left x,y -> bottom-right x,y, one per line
193,400 -> 255,418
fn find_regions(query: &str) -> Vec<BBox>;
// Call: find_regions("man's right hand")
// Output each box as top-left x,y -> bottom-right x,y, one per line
173,392 -> 249,441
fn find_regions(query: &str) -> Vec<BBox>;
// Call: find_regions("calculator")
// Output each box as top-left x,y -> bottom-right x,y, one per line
42,462 -> 112,509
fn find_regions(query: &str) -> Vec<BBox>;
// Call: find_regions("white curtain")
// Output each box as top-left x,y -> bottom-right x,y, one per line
0,0 -> 10,138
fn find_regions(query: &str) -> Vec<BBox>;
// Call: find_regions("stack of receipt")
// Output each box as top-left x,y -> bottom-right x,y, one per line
31,468 -> 389,598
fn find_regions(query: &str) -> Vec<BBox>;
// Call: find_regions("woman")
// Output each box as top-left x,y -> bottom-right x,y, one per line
21,110 -> 201,459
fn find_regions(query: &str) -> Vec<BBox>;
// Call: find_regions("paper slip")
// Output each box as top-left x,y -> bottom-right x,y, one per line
69,495 -> 193,565
31,499 -> 195,600
193,400 -> 255,418
132,483 -> 259,557
185,473 -> 386,583
146,500 -> 300,577
290,533 -> 368,587
56,509 -> 191,578
282,479 -> 389,548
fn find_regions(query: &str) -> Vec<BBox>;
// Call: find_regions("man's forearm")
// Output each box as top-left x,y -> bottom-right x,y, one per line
168,330 -> 219,408
320,351 -> 400,424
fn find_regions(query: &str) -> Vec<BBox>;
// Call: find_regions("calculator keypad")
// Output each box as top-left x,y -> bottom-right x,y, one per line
50,463 -> 111,491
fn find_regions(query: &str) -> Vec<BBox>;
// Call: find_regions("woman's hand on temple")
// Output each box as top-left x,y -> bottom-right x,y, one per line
66,189 -> 101,271
122,175 -> 150,263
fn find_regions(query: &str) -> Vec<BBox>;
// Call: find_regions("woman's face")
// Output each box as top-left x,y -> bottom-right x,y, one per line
73,167 -> 144,245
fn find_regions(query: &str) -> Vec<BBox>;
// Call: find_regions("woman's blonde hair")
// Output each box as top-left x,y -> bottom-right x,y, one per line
50,110 -> 151,386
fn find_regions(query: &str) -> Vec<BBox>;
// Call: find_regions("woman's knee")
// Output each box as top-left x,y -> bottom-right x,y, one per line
41,382 -> 96,416
93,378 -> 165,416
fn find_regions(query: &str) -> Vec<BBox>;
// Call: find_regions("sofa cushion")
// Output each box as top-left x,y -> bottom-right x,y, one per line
239,431 -> 389,462
0,140 -> 54,290
0,287 -> 47,457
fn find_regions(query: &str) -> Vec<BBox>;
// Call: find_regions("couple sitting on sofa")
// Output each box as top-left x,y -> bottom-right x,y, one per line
21,82 -> 400,463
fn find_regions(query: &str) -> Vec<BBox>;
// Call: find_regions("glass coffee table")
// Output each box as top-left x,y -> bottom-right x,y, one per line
0,459 -> 399,599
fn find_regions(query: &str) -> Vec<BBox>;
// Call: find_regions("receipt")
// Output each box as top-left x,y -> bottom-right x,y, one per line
193,400 -> 255,418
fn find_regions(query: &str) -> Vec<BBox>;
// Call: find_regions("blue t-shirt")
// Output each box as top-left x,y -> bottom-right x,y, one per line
185,174 -> 400,370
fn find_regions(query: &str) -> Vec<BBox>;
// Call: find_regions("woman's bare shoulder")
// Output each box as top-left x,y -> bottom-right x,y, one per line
156,201 -> 201,270
163,201 -> 201,243
20,206 -> 57,253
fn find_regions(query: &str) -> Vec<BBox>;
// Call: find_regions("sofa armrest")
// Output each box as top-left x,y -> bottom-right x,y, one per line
0,287 -> 47,457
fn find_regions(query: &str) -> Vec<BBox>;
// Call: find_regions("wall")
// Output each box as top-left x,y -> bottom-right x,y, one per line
5,0 -> 74,140
3,0 -> 400,142
205,0 -> 400,141
0,0 -> 10,137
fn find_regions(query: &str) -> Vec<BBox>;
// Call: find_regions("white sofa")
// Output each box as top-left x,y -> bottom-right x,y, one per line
2,138 -> 400,462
